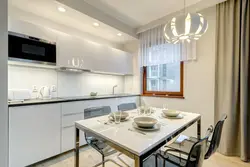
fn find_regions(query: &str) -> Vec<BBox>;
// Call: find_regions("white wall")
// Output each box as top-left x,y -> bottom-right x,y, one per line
0,0 -> 8,166
124,6 -> 217,136
8,7 -> 125,98
8,65 -> 124,98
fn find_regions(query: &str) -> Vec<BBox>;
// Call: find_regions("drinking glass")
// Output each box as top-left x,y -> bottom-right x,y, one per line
137,107 -> 142,115
114,110 -> 122,124
163,104 -> 168,109
145,107 -> 152,116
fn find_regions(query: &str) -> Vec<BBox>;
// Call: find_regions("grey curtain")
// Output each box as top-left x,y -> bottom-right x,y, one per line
215,0 -> 250,161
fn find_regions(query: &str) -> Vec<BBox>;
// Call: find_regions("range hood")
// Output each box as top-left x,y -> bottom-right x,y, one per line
57,67 -> 91,73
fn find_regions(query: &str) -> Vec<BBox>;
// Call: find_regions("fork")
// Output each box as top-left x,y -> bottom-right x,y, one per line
128,128 -> 146,135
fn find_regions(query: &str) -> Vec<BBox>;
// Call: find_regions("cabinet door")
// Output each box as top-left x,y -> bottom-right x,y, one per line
125,52 -> 133,75
61,126 -> 86,153
9,104 -> 61,167
8,19 -> 56,42
108,48 -> 133,75
61,101 -> 86,153
83,41 -> 110,72
57,35 -> 84,69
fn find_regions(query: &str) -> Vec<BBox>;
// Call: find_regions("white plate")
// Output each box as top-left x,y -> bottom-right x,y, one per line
109,116 -> 130,122
132,122 -> 161,131
161,113 -> 184,119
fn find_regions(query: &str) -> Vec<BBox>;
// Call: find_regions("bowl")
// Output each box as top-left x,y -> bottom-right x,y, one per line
134,117 -> 158,128
90,92 -> 98,96
110,112 -> 129,120
162,109 -> 180,117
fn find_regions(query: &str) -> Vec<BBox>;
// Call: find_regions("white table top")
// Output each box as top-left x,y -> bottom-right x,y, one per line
75,109 -> 200,156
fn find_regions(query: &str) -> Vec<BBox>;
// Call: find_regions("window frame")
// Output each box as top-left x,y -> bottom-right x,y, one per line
142,62 -> 184,98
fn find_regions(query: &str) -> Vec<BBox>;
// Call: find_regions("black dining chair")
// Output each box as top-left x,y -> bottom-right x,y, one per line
117,103 -> 137,111
166,114 -> 227,160
156,135 -> 209,167
84,106 -> 123,167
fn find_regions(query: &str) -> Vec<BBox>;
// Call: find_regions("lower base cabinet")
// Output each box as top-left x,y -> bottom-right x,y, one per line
8,96 -> 140,167
61,126 -> 86,152
9,104 -> 61,167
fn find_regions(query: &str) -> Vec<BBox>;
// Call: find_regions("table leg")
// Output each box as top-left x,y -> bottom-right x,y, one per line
197,119 -> 201,140
75,127 -> 80,167
134,155 -> 143,167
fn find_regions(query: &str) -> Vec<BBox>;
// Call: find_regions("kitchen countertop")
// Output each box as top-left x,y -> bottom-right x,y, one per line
8,94 -> 140,107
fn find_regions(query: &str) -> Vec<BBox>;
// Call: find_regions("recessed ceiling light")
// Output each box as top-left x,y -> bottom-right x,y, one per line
58,7 -> 66,12
117,33 -> 122,36
93,22 -> 100,27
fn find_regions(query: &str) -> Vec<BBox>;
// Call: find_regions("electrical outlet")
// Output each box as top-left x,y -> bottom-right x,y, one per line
51,85 -> 57,92
32,85 -> 38,92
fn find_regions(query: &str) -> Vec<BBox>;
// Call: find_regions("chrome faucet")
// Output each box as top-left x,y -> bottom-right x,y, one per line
112,85 -> 118,95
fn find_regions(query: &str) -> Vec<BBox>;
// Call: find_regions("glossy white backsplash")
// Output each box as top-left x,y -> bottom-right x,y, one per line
8,65 -> 124,98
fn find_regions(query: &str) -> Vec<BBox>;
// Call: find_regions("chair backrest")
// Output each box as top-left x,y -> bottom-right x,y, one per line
84,106 -> 111,143
205,114 -> 227,159
84,106 -> 111,119
118,103 -> 137,111
186,137 -> 208,167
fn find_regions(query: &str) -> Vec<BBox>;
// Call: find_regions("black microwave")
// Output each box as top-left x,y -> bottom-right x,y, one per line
8,32 -> 56,66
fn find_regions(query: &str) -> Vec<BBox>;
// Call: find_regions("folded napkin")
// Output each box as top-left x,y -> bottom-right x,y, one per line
175,135 -> 190,144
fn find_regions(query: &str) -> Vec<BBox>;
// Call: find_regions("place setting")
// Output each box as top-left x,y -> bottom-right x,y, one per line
160,104 -> 184,120
126,106 -> 163,135
108,111 -> 130,123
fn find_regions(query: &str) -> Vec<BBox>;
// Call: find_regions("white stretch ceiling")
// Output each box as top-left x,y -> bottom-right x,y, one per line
8,0 -> 137,43
9,0 -> 226,44
84,0 -> 202,27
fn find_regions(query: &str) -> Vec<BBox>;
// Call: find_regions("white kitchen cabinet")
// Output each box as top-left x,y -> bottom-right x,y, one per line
125,52 -> 133,75
60,98 -> 123,152
57,35 -> 85,69
57,34 -> 133,75
9,104 -> 61,167
8,19 -> 56,42
109,48 -> 133,75
82,40 -> 110,72
61,101 -> 86,152
9,19 -> 133,75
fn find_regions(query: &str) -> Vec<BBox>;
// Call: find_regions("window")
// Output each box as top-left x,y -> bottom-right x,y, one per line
143,62 -> 184,98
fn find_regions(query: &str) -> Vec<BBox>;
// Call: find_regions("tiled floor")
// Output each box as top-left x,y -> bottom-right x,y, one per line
34,146 -> 250,167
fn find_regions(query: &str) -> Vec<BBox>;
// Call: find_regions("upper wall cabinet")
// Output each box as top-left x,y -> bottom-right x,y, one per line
8,19 -> 57,42
9,19 -> 133,75
109,48 -> 133,74
57,34 -> 133,75
57,35 -> 86,69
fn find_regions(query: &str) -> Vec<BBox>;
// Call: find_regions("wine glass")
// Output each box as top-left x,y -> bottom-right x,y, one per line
163,104 -> 168,109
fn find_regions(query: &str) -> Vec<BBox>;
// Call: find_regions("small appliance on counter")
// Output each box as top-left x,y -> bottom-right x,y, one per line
38,86 -> 51,99
8,89 -> 31,102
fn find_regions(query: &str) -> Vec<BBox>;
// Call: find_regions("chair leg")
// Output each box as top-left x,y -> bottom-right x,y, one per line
155,154 -> 158,167
102,155 -> 105,167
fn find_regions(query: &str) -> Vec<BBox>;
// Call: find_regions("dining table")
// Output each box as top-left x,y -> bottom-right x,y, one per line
74,108 -> 201,167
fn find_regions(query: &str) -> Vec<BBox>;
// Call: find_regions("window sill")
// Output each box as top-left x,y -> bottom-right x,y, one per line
141,94 -> 185,99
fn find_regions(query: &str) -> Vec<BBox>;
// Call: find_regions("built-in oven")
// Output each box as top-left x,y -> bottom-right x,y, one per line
8,31 -> 56,66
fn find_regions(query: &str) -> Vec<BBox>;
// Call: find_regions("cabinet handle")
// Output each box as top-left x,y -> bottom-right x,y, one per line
63,111 -> 85,116
62,125 -> 75,129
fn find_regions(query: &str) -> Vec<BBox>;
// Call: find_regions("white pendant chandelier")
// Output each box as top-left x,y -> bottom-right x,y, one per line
163,0 -> 208,44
